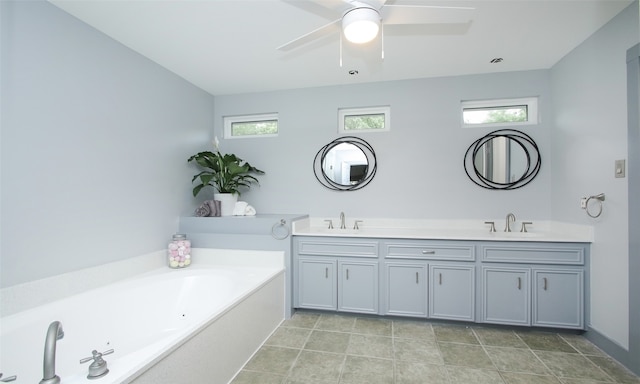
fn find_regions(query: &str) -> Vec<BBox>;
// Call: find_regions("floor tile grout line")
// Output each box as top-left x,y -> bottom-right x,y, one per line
283,314 -> 320,383
555,333 -> 621,383
469,326 -> 504,379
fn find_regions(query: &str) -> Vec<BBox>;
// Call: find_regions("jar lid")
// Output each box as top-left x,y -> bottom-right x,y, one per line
172,234 -> 187,240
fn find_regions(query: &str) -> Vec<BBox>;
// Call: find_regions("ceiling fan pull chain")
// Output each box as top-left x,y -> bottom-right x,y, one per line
339,32 -> 343,67
381,23 -> 385,61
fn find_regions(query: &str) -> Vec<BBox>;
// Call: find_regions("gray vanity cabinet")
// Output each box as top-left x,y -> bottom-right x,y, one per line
293,237 -> 379,314
297,257 -> 337,310
293,235 -> 588,330
382,240 -> 476,320
480,242 -> 587,329
482,266 -> 531,325
429,264 -> 475,321
384,262 -> 428,316
533,269 -> 584,328
339,260 -> 379,313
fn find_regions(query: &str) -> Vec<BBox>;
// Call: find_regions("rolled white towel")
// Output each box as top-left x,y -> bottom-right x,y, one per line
245,205 -> 257,216
233,201 -> 249,216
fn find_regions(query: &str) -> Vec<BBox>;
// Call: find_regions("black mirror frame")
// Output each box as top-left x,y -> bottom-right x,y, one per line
313,136 -> 377,191
464,129 -> 541,190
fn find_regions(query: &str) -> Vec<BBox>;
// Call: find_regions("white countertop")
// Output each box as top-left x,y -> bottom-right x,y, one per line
292,218 -> 593,243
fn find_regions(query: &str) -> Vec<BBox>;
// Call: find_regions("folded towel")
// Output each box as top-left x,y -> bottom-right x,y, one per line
245,205 -> 256,216
233,201 -> 249,216
194,202 -> 210,217
194,200 -> 221,217
208,200 -> 221,217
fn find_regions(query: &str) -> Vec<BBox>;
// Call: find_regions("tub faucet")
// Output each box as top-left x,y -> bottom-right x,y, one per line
504,213 -> 516,232
339,212 -> 346,229
39,321 -> 64,384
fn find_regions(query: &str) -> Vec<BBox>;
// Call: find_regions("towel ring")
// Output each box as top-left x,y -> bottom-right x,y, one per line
585,193 -> 605,218
271,219 -> 290,240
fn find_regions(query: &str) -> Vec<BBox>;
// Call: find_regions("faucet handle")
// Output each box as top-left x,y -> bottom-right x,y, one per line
0,373 -> 18,382
80,349 -> 114,379
484,221 -> 496,233
80,349 -> 114,364
324,219 -> 333,229
520,221 -> 533,233
353,220 -> 363,230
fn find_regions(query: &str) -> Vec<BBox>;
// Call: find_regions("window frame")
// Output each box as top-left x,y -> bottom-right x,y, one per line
223,113 -> 279,139
338,106 -> 390,134
461,97 -> 538,128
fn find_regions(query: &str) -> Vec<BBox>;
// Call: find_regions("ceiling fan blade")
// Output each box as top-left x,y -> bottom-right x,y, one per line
282,0 -> 351,20
381,5 -> 475,25
277,18 -> 342,51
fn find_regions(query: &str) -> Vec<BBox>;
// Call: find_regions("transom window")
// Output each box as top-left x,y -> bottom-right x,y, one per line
223,113 -> 278,138
338,106 -> 390,133
461,97 -> 538,128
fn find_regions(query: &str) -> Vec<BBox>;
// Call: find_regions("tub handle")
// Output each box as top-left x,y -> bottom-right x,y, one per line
271,219 -> 290,240
80,349 -> 114,379
80,349 -> 114,364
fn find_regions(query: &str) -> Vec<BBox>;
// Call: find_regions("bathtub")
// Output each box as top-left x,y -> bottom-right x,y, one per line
0,250 -> 285,384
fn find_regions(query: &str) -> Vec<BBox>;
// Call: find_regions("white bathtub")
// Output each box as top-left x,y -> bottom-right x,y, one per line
0,250 -> 285,384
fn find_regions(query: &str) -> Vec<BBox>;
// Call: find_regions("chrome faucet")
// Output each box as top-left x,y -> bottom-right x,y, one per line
339,211 -> 346,229
40,321 -> 64,384
504,213 -> 516,232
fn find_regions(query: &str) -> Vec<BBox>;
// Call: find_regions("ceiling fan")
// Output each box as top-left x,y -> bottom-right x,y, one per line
277,0 -> 475,52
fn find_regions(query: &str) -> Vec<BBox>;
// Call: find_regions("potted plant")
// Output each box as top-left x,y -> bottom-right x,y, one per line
188,139 -> 264,216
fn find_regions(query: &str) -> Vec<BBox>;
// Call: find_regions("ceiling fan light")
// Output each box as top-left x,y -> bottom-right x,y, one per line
342,8 -> 380,44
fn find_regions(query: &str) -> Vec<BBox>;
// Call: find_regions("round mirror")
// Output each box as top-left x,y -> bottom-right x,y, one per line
464,129 -> 541,190
322,143 -> 368,186
314,137 -> 377,191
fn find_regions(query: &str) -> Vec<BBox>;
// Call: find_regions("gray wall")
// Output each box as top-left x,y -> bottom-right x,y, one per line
213,71 -> 552,220
550,1 -> 638,351
0,1 -> 214,287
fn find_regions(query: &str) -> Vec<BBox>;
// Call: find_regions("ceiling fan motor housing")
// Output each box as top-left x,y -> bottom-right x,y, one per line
342,7 -> 381,44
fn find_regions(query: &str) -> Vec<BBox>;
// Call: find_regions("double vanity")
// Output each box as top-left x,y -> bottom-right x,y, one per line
292,217 -> 592,330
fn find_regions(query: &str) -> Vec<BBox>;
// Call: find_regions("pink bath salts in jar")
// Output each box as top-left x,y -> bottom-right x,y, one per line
168,234 -> 191,268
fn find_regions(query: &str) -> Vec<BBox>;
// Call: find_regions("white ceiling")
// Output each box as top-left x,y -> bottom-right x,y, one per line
49,0 -> 633,96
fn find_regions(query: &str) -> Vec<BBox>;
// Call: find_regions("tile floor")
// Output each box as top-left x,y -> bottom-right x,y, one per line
231,311 -> 640,384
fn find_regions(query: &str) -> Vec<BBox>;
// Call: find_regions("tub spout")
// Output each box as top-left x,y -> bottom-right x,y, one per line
39,321 -> 64,384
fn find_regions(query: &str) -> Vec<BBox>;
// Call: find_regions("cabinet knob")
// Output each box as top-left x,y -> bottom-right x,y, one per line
422,250 -> 435,255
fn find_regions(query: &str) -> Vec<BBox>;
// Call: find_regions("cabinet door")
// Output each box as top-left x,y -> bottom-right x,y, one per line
339,261 -> 379,314
384,262 -> 427,317
430,264 -> 475,321
482,267 -> 530,326
533,269 -> 584,329
298,258 -> 336,310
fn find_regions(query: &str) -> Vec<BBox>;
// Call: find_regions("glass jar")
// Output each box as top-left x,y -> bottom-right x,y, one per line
168,234 -> 191,268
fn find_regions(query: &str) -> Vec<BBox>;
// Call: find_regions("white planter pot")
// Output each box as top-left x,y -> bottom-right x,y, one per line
214,193 -> 238,216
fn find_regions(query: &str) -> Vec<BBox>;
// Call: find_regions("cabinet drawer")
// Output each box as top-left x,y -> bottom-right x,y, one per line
383,241 -> 475,261
297,240 -> 378,258
481,243 -> 584,265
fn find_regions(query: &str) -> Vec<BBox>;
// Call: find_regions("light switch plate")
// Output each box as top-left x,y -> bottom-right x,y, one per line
615,159 -> 626,178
